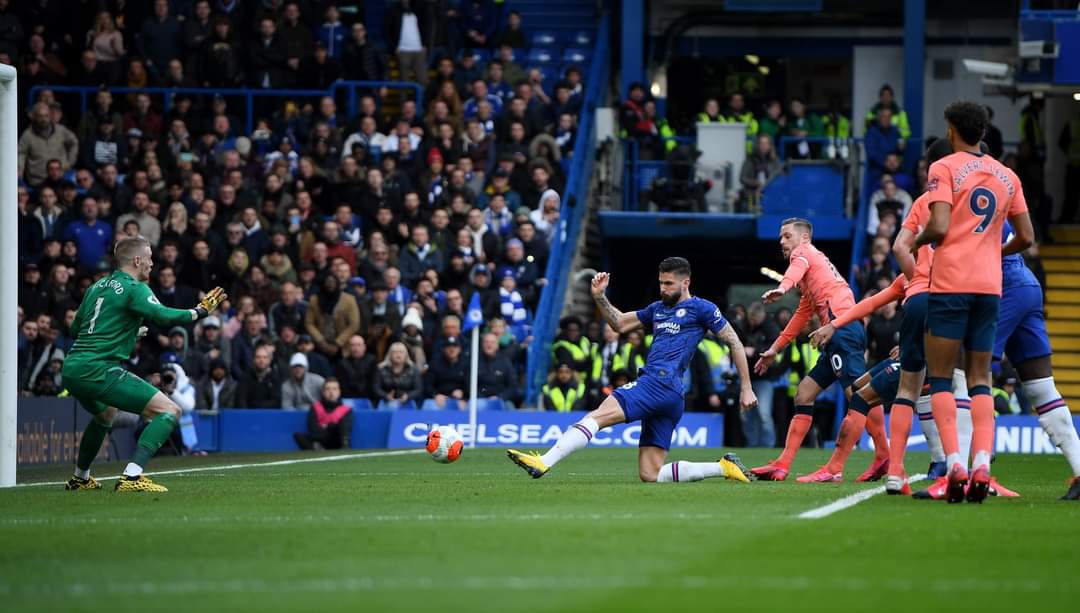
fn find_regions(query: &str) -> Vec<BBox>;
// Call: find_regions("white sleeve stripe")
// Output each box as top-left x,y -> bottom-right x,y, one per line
795,256 -> 810,267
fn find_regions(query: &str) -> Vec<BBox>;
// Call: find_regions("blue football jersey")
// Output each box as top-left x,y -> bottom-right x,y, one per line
635,296 -> 727,380
1001,220 -> 1040,289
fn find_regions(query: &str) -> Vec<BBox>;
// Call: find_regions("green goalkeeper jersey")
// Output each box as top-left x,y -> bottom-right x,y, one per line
66,270 -> 197,370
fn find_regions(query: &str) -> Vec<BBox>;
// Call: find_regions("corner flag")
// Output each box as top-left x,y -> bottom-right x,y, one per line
464,292 -> 484,333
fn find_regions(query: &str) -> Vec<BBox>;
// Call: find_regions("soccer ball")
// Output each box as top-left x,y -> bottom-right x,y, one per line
426,425 -> 464,463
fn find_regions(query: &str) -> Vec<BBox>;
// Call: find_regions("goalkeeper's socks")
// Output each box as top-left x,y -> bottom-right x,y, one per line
124,413 -> 178,477
540,416 -> 598,468
657,461 -> 723,483
75,419 -> 111,476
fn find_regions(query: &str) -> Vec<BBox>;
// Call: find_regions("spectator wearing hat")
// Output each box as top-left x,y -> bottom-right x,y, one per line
374,341 -> 424,407
19,264 -> 50,320
235,344 -> 282,409
541,362 -> 586,412
499,237 -> 542,307
336,334 -> 378,399
473,332 -> 519,407
196,358 -> 237,411
496,266 -> 530,341
529,189 -> 561,244
468,264 -> 501,319
360,279 -> 402,339
295,333 -> 333,378
79,114 -> 126,172
282,352 -> 326,410
305,273 -> 362,359
165,326 -> 209,382
195,315 -> 232,370
294,378 -> 354,450
400,224 -> 444,288
345,276 -> 367,302
399,307 -> 428,369
426,335 -> 469,408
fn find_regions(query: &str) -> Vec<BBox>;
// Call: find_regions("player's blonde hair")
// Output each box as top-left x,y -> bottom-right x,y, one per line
114,236 -> 151,267
781,217 -> 813,238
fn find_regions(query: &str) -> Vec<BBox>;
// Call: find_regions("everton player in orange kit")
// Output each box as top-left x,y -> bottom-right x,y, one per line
751,218 -> 876,481
915,101 -> 1035,503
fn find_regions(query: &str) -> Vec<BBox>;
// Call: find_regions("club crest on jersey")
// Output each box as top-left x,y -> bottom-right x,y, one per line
676,308 -> 687,318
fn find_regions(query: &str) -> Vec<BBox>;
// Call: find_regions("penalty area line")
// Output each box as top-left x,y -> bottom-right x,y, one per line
796,474 -> 928,520
12,449 -> 427,488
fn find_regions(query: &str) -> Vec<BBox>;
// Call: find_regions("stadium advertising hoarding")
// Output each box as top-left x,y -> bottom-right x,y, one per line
386,410 -> 726,449
15,398 -> 134,466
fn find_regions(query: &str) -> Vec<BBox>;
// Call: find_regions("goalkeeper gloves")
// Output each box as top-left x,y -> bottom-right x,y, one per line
194,287 -> 228,319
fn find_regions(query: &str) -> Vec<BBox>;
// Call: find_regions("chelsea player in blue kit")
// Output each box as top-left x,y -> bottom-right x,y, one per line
994,221 -> 1080,499
507,257 -> 758,483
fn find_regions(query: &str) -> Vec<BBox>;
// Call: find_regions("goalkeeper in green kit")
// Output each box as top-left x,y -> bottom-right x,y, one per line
62,237 -> 227,493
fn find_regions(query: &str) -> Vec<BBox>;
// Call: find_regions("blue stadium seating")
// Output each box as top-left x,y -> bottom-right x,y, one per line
527,48 -> 559,66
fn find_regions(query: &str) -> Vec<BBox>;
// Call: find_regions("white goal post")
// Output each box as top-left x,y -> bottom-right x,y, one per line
1,64 -> 17,487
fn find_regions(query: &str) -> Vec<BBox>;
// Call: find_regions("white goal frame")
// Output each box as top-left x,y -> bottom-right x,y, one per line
1,64 -> 18,487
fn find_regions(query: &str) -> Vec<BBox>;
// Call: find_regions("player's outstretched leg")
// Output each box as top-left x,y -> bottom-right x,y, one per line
507,396 -> 621,479
115,392 -> 180,493
66,405 -> 115,491
658,454 -> 753,484
855,404 -> 890,482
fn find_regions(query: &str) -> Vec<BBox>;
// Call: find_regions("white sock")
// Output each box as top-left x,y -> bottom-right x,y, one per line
73,467 -> 90,480
123,462 -> 143,478
917,394 -> 946,462
540,417 -> 598,467
946,452 -> 964,470
954,369 -> 973,468
1025,376 -> 1080,476
973,450 -> 992,470
656,461 -> 725,483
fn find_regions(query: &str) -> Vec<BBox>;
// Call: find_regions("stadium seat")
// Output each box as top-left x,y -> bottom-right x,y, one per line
376,400 -> 418,411
344,398 -> 375,411
461,48 -> 492,64
562,48 -> 590,64
569,30 -> 594,47
530,31 -> 562,48
532,65 -> 558,85
527,48 -> 558,66
560,62 -> 589,80
500,47 -> 523,64
421,398 -> 467,411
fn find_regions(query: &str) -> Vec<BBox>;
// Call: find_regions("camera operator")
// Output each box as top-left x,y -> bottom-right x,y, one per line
160,362 -> 200,453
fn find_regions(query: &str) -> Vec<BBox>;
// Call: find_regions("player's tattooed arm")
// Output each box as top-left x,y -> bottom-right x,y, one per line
716,322 -> 757,411
591,272 -> 642,334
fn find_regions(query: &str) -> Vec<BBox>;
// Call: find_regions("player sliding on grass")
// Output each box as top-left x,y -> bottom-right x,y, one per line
914,101 -> 1034,503
750,218 -> 877,481
506,257 -> 757,483
62,237 -> 227,493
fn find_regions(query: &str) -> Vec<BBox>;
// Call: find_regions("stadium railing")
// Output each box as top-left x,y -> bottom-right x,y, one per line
523,11 -> 611,406
28,81 -> 423,137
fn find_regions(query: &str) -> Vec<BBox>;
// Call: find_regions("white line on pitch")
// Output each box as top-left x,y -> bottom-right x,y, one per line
10,449 -> 426,488
796,474 -> 928,520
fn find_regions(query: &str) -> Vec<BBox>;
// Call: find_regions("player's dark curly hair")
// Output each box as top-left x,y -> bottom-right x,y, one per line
659,257 -> 691,277
944,101 -> 988,146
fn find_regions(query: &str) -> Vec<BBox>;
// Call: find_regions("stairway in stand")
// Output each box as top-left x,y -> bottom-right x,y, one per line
1041,226 -> 1080,411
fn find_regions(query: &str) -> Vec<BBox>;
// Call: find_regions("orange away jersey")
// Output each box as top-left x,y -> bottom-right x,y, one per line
785,243 -> 855,323
900,192 -> 934,298
924,151 -> 1028,295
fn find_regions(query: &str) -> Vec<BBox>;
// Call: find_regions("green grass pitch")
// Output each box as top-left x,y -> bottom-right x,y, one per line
2,448 -> 1079,612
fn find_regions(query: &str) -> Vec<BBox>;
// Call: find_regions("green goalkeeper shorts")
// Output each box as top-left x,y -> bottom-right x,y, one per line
62,361 -> 160,416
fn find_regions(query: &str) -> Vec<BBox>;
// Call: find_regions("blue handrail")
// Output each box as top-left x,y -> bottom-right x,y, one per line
29,81 -> 422,136
524,12 -> 610,406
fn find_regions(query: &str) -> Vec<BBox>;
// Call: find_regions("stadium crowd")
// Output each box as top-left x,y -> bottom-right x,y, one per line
14,0 -> 588,417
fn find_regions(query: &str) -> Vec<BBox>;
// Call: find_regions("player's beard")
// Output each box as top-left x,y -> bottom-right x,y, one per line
661,291 -> 679,307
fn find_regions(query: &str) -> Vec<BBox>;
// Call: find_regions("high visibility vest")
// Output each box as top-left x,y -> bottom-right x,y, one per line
657,118 -> 677,153
785,340 -> 819,398
1020,110 -> 1045,150
696,112 -> 722,124
697,338 -> 732,392
542,382 -> 586,412
821,114 -> 851,139
613,342 -> 647,374
864,105 -> 911,139
552,337 -> 591,368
